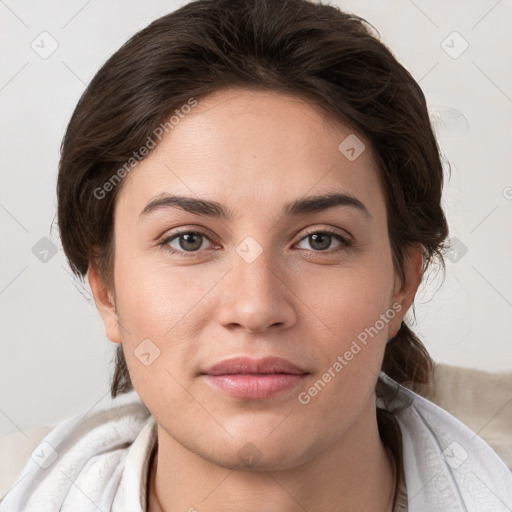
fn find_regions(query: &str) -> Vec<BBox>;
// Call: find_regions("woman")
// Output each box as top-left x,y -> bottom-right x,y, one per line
2,0 -> 511,511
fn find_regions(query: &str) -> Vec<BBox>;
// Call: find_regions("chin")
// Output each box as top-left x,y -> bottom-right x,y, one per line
204,424 -> 316,471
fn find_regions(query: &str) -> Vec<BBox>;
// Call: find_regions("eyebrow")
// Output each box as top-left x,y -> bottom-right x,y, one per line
139,192 -> 372,220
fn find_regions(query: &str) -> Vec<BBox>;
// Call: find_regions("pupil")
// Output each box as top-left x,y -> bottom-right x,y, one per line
180,233 -> 202,251
311,233 -> 330,251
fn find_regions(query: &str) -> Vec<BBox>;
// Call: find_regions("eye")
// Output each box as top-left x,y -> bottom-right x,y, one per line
160,230 -> 215,257
295,229 -> 351,253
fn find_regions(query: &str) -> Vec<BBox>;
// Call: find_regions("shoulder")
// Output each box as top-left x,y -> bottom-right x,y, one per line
0,391 -> 151,511
379,371 -> 512,511
0,424 -> 56,501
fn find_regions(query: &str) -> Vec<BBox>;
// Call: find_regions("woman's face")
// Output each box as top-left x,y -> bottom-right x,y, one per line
91,87 -> 420,470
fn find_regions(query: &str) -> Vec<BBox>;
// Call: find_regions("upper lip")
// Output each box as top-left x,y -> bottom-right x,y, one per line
202,356 -> 309,375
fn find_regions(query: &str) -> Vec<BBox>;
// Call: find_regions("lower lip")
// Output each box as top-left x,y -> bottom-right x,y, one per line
202,374 -> 307,399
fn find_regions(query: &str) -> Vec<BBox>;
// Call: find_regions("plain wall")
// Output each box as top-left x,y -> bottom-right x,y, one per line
1,0 -> 511,436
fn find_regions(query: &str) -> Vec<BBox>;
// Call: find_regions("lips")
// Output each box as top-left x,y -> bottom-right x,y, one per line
202,356 -> 308,376
201,356 -> 309,400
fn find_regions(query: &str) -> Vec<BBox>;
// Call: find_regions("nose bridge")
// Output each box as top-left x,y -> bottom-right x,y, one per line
236,237 -> 279,292
217,234 -> 294,332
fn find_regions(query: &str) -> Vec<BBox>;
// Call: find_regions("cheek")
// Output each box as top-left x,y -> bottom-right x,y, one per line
315,254 -> 395,337
303,251 -> 396,384
114,252 -> 210,336
111,253 -> 218,394
295,275 -> 395,424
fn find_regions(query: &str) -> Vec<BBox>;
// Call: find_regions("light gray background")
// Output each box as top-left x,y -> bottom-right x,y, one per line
1,0 -> 511,436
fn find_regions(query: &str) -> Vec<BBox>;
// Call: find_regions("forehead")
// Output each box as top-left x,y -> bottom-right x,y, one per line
116,87 -> 386,222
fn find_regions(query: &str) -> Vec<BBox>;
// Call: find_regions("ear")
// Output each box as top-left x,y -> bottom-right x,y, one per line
88,264 -> 122,344
388,243 -> 424,339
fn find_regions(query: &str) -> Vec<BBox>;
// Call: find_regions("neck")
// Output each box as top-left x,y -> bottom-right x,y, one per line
147,395 -> 396,512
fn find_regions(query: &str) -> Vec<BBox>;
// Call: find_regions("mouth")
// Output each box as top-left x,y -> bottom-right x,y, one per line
200,356 -> 310,400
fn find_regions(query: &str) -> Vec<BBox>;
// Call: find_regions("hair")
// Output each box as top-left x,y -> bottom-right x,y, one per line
57,0 -> 449,406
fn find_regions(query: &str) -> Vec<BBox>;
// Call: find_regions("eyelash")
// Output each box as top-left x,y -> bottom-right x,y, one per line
158,227 -> 352,258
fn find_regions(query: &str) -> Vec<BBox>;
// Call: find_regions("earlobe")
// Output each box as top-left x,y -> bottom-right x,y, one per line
88,264 -> 122,344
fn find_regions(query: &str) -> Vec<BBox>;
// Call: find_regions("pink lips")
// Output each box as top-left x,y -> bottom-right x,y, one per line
201,356 -> 309,399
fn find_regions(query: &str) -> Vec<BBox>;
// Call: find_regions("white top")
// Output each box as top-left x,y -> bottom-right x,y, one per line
1,374 -> 511,512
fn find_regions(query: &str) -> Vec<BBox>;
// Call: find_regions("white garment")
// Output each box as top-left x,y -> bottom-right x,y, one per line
1,374 -> 511,511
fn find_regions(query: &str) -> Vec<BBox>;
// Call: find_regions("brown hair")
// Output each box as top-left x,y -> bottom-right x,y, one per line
57,0 -> 449,404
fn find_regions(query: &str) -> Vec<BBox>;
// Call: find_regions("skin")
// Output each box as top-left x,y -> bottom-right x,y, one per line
89,87 -> 423,512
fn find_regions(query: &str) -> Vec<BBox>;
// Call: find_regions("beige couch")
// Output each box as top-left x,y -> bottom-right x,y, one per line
424,363 -> 512,471
1,363 -> 511,500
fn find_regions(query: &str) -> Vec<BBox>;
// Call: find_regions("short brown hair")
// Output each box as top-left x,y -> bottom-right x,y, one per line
57,0 -> 449,401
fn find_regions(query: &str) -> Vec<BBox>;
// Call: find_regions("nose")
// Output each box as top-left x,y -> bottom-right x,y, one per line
216,242 -> 297,334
